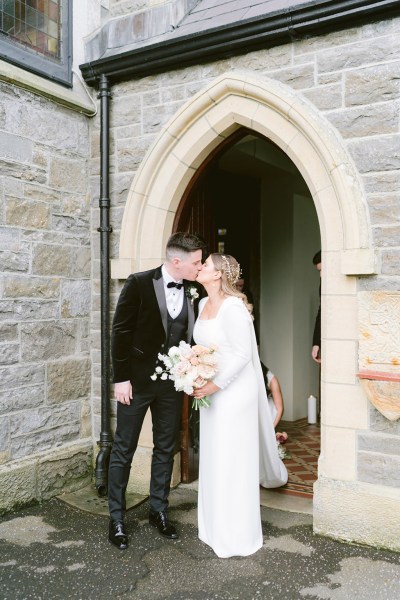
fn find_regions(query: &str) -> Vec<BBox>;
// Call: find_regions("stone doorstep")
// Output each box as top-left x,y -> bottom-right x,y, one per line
57,485 -> 148,517
57,482 -> 313,517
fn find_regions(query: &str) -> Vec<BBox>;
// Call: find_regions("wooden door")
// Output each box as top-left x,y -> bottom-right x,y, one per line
174,137 -> 261,483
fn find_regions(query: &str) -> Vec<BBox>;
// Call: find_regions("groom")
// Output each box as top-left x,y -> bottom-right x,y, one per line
108,232 -> 205,549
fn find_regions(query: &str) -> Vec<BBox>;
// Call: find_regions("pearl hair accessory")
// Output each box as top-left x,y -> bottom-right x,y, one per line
220,255 -> 242,285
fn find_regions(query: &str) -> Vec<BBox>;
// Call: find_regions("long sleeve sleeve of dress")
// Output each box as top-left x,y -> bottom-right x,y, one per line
213,302 -> 253,390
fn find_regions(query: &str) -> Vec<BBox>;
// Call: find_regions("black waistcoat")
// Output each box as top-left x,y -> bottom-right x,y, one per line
165,297 -> 188,352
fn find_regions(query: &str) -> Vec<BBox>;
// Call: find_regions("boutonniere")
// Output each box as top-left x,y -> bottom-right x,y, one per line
185,286 -> 199,304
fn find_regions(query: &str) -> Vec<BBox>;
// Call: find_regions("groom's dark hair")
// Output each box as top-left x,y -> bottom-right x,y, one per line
166,232 -> 206,258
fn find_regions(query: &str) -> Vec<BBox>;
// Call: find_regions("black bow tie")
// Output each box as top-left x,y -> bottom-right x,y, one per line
167,281 -> 183,289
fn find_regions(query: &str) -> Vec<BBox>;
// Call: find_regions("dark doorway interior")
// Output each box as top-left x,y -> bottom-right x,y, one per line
174,129 -> 320,485
175,157 -> 261,481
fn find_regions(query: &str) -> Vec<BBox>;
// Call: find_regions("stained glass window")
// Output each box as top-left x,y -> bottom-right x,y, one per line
0,1 -> 61,59
0,0 -> 71,86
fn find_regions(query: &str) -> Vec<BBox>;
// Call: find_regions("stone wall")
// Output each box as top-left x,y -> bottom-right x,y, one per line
0,82 -> 93,513
89,14 -> 400,509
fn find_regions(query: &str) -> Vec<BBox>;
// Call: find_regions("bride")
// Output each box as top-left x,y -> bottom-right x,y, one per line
192,253 -> 288,558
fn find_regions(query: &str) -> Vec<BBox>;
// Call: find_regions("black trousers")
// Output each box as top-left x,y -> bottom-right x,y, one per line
108,380 -> 183,521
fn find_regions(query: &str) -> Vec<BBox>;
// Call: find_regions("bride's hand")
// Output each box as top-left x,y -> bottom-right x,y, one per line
192,381 -> 220,398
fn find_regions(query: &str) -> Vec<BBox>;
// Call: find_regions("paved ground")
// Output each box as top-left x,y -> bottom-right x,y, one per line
1,485 -> 400,600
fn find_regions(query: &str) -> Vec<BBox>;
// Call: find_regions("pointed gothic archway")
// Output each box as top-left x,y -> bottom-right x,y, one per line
111,71 -> 375,536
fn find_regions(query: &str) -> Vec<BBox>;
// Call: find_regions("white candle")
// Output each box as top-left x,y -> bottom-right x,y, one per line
308,395 -> 317,424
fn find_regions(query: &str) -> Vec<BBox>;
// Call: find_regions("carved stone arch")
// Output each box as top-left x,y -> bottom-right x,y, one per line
111,70 -> 375,278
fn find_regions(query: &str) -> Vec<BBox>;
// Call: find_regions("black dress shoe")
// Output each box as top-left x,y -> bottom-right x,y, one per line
109,519 -> 128,549
149,510 -> 178,539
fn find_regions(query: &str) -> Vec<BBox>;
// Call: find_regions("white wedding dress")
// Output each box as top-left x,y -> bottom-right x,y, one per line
193,296 -> 288,558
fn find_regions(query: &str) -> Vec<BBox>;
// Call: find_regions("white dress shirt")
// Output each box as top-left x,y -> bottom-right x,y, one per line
162,264 -> 184,319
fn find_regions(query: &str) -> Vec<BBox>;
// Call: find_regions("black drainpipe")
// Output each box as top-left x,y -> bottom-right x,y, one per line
94,74 -> 113,497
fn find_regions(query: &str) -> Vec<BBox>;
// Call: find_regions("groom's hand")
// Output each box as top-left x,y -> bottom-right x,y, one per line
115,381 -> 133,405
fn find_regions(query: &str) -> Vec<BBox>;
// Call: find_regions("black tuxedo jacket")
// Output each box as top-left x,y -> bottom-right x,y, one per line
111,266 -> 202,391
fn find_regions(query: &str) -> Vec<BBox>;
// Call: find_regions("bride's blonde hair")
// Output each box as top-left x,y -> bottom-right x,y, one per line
210,253 -> 253,316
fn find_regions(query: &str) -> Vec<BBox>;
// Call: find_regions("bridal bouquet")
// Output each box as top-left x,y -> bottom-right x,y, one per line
151,340 -> 218,409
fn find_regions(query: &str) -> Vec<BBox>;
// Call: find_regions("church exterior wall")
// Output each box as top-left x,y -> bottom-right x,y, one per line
92,13 -> 400,546
0,1 -> 106,513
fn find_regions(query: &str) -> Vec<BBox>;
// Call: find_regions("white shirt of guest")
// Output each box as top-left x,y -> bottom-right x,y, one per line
162,264 -> 184,319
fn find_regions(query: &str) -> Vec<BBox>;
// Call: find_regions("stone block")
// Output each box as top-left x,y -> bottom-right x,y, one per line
0,251 -> 30,273
368,194 -> 400,226
358,432 -> 400,456
0,462 -> 37,514
71,247 -> 91,278
324,251 -> 357,295
319,425 -> 356,481
0,323 -> 18,342
0,131 -> 33,163
348,135 -> 400,173
324,340 -> 357,385
3,276 -> 60,299
36,443 -> 93,500
313,478 -> 400,552
161,85 -> 187,104
363,171 -> 400,194
20,321 -> 78,361
24,183 -> 61,203
6,100 -> 82,152
373,225 -> 400,247
47,358 -> 91,404
0,159 -> 46,184
345,62 -> 400,106
358,275 -> 400,293
61,280 -> 90,317
111,95 -> 142,128
6,197 -> 51,229
52,213 -> 90,238
381,249 -> 400,275
143,102 -> 182,134
0,299 -> 59,322
32,244 -> 72,276
0,343 -> 19,365
0,416 -> 9,452
116,136 -> 153,172
10,425 -> 80,460
0,226 -> 21,251
317,72 -> 342,85
294,27 -> 359,55
0,384 -> 44,412
0,364 -> 45,392
324,295 -> 358,341
302,84 -> 342,111
327,104 -> 398,139
49,158 -> 88,193
318,35 -> 400,74
3,177 -> 24,198
10,402 -> 80,437
369,405 -> 400,435
269,64 -> 315,90
358,450 -> 400,487
142,89 -> 161,107
61,194 -> 89,217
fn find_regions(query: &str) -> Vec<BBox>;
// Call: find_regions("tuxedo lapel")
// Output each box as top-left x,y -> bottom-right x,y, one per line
153,268 -> 168,336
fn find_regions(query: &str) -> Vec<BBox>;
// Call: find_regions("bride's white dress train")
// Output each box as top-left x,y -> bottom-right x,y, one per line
193,296 -> 288,558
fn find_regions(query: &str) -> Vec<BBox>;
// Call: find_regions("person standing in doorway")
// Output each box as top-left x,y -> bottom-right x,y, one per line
311,250 -> 322,364
108,232 -> 205,549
